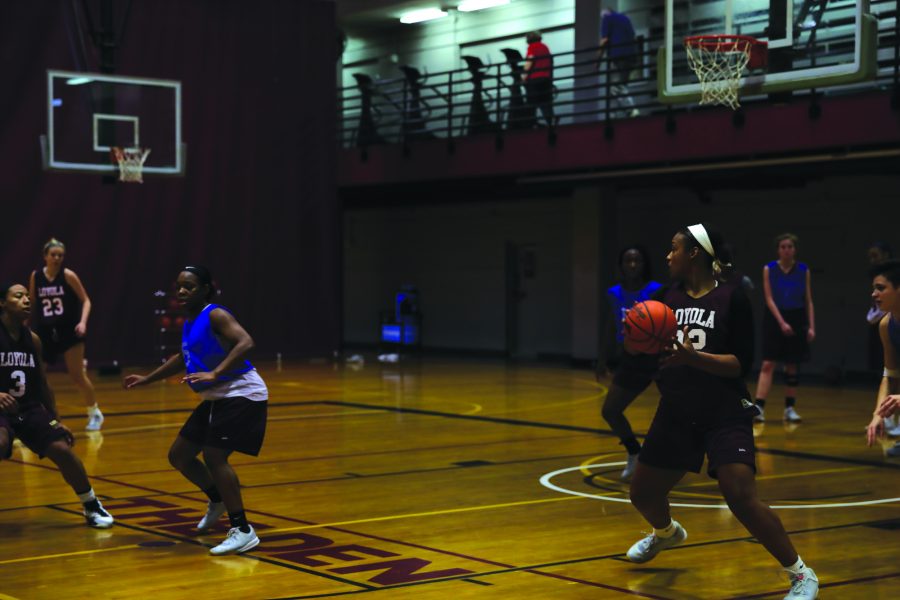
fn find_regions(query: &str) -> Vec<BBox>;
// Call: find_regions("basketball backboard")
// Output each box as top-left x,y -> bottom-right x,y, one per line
658,0 -> 877,103
43,70 -> 184,175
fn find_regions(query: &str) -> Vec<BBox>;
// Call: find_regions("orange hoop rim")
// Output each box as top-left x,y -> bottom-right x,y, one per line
684,34 -> 768,69
684,34 -> 765,52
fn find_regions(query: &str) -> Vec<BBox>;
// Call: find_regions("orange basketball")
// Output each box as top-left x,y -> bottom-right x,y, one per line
623,300 -> 677,354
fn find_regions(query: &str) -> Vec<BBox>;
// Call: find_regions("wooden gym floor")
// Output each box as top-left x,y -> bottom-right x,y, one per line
0,359 -> 897,599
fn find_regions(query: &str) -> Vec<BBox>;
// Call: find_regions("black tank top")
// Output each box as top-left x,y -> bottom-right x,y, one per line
0,323 -> 43,409
32,268 -> 79,327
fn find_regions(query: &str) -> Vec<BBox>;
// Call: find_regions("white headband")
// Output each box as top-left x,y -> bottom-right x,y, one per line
687,224 -> 716,258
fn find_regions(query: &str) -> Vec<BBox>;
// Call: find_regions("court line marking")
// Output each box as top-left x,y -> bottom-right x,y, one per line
263,495 -> 585,535
322,400 -> 900,471
583,461 -> 868,502
0,543 -> 140,565
541,463 -> 900,509
66,410 -> 381,438
0,594 -> 21,600
95,432 -> 586,477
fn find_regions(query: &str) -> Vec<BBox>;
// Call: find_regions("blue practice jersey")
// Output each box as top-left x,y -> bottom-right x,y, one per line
767,261 -> 808,310
608,281 -> 663,341
182,304 -> 253,392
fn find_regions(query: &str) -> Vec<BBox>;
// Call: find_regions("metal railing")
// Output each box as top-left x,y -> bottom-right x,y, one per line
338,1 -> 899,148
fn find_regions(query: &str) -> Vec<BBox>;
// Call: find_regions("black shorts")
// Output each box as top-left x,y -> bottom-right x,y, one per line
761,308 -> 809,364
639,404 -> 757,479
35,323 -> 84,365
179,396 -> 267,456
612,352 -> 659,391
6,404 -> 70,458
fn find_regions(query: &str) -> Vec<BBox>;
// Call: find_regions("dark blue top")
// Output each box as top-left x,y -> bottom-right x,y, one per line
889,315 -> 900,356
767,261 -> 808,311
608,281 -> 663,341
601,11 -> 637,59
182,304 -> 253,392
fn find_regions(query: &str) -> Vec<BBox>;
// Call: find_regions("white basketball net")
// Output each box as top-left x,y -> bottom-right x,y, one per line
685,39 -> 752,110
112,147 -> 151,183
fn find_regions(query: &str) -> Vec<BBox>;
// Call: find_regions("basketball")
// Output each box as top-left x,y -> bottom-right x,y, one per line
623,300 -> 677,354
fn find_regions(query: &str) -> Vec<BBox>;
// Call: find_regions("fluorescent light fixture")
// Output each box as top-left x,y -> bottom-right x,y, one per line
399,8 -> 448,24
66,77 -> 93,86
458,0 -> 510,11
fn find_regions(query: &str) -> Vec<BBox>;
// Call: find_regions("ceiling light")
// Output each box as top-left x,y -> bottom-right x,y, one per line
399,8 -> 449,24
66,77 -> 93,86
458,0 -> 510,12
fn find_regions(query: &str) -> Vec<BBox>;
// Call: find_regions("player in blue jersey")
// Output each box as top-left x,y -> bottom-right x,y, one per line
0,281 -> 113,528
753,234 -> 816,423
615,224 -> 819,600
597,245 -> 662,479
29,238 -> 103,430
866,260 -> 900,457
123,266 -> 268,555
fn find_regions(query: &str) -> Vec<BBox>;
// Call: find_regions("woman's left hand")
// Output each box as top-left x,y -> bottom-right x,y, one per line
806,327 -> 815,343
182,371 -> 217,385
660,326 -> 698,368
75,322 -> 87,338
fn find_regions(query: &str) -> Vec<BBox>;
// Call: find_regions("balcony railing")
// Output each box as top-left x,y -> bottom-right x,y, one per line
338,0 -> 899,148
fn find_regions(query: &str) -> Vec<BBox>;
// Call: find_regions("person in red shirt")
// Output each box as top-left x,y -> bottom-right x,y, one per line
522,31 -> 554,127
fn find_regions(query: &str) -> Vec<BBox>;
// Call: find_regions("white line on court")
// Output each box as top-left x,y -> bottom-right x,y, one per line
539,463 -> 900,510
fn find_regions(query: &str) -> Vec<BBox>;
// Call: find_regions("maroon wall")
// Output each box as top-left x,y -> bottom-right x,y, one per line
0,0 -> 340,363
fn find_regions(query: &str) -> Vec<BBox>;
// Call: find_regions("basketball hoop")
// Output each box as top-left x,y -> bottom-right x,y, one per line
111,146 -> 151,183
684,35 -> 767,109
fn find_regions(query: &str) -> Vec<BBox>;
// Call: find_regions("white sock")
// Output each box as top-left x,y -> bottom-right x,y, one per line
86,404 -> 99,417
785,556 -> 806,574
77,488 -> 97,504
653,520 -> 678,539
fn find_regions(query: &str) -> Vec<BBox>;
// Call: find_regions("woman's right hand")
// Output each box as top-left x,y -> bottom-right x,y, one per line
866,415 -> 884,447
779,321 -> 795,336
0,393 -> 18,414
122,374 -> 149,389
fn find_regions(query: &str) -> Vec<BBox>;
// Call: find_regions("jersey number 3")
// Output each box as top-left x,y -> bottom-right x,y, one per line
42,298 -> 64,317
9,370 -> 26,398
676,328 -> 707,350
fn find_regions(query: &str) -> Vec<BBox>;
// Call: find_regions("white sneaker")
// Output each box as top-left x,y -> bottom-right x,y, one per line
86,410 -> 104,431
84,501 -> 114,529
621,454 -> 639,480
209,526 -> 259,555
783,406 -> 802,422
197,501 -> 227,530
754,405 -> 766,422
783,566 -> 819,599
626,521 -> 687,563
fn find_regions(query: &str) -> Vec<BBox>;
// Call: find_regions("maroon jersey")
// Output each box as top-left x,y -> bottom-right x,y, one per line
655,282 -> 755,423
32,268 -> 80,328
0,323 -> 43,410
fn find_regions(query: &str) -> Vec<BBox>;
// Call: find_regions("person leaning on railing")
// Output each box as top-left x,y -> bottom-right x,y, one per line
596,5 -> 640,118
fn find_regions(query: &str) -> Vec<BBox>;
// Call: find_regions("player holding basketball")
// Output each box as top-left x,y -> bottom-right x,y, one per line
28,238 -> 103,431
866,259 -> 900,457
617,224 -> 819,599
0,282 -> 114,528
123,266 -> 268,555
753,234 -> 815,423
598,245 -> 662,479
